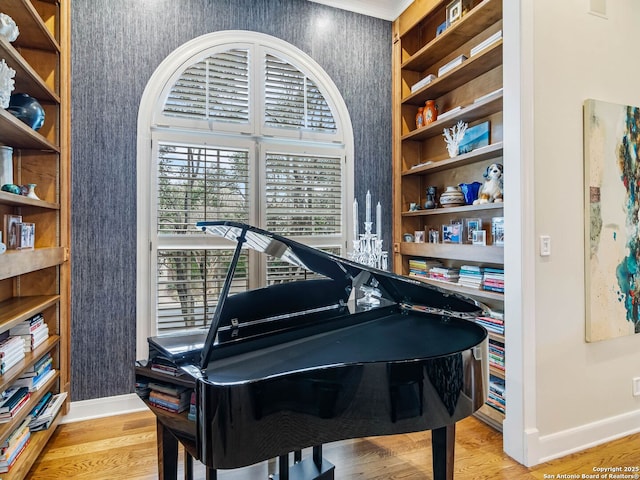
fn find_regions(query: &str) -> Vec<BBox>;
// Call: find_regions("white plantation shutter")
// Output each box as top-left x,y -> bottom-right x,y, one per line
142,32 -> 353,339
156,143 -> 250,233
265,152 -> 342,236
157,249 -> 249,334
164,49 -> 250,123
264,54 -> 337,132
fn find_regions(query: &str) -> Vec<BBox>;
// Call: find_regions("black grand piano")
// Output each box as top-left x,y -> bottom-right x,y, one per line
136,221 -> 488,480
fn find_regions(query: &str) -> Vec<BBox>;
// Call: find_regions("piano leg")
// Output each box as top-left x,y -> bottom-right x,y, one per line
156,418 -> 179,480
268,448 -> 334,480
185,452 -> 193,480
432,424 -> 455,480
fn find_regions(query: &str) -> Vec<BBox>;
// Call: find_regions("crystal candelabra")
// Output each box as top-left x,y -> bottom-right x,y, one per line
348,191 -> 388,271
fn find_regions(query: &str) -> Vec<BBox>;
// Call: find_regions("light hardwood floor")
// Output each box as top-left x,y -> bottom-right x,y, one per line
24,410 -> 640,479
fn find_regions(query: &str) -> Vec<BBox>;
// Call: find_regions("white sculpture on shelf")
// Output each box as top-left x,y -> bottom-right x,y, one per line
0,59 -> 15,109
0,14 -> 19,43
443,120 -> 468,158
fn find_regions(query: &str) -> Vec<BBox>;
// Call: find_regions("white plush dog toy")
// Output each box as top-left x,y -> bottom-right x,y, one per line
474,163 -> 503,204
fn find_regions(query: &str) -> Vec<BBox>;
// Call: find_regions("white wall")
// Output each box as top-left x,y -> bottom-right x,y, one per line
514,0 -> 640,464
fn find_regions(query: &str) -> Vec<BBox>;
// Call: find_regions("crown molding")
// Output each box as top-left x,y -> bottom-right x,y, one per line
307,0 -> 414,21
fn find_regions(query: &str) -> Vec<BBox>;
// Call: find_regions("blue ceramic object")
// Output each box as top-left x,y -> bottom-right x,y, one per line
459,181 -> 482,204
1,183 -> 22,195
7,93 -> 45,130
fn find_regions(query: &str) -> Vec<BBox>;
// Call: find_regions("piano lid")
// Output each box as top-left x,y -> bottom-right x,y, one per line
196,221 -> 486,368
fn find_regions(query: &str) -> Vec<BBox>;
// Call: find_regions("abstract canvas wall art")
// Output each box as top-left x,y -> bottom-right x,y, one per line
584,99 -> 640,341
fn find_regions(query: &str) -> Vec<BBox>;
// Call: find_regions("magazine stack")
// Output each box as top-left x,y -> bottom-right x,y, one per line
0,336 -> 25,375
0,417 -> 30,474
10,313 -> 49,352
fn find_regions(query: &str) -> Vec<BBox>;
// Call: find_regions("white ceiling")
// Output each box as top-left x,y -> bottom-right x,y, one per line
307,0 -> 415,21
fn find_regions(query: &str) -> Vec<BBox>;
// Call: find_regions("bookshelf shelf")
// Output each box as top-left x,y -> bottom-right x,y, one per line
0,191 -> 59,209
402,142 -> 503,176
0,248 -> 66,281
0,336 -> 60,393
408,275 -> 504,301
0,296 -> 60,333
401,242 -> 504,264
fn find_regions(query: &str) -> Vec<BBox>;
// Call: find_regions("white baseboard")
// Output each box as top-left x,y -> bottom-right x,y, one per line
536,409 -> 640,464
61,393 -> 148,424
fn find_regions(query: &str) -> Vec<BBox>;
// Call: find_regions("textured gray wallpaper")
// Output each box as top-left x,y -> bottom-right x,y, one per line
71,0 -> 392,400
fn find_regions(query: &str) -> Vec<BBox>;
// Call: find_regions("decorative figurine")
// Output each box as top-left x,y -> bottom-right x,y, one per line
473,163 -> 504,204
424,186 -> 437,209
0,59 -> 15,109
0,13 -> 19,43
443,121 -> 468,158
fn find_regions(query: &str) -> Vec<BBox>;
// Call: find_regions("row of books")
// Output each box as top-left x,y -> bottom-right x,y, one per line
0,384 -> 65,474
0,313 -> 52,379
408,261 -> 506,294
487,375 -> 505,414
483,267 -> 504,293
28,391 -> 67,432
408,258 -> 442,279
0,352 -> 57,425
489,340 -> 505,371
475,314 -> 504,336
0,337 -> 25,376
0,417 -> 30,473
147,381 -> 192,414
458,265 -> 483,289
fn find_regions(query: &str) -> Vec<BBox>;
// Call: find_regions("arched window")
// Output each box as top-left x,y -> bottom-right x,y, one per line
136,31 -> 354,357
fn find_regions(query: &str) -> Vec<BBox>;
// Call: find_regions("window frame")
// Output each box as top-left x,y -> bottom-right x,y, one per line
137,31 -> 354,359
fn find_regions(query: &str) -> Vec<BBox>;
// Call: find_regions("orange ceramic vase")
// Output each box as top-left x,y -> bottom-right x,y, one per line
424,100 -> 438,124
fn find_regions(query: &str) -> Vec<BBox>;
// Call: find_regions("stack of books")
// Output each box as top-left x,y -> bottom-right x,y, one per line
188,391 -> 197,422
487,375 -> 505,413
0,387 -> 30,423
13,353 -> 55,392
458,265 -> 483,289
437,54 -> 467,77
150,356 -> 181,377
0,418 -> 30,474
29,391 -> 67,432
429,266 -> 460,283
489,339 -> 505,372
0,337 -> 25,375
135,378 -> 150,399
148,382 -> 191,414
10,314 -> 49,352
474,314 -> 504,335
482,267 -> 504,293
470,30 -> 502,57
408,258 -> 441,280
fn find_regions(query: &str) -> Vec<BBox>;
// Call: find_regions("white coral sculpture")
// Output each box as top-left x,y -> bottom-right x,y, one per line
0,14 -> 19,43
443,120 -> 468,158
0,59 -> 15,109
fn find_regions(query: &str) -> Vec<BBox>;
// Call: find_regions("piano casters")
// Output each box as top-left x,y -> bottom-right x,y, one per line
269,446 -> 335,480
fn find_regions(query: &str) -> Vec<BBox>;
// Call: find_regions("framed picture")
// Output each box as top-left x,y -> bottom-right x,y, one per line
447,0 -> 462,26
18,222 -> 35,250
459,121 -> 490,155
465,218 -> 483,242
492,217 -> 504,246
3,214 -> 22,250
428,228 -> 439,244
414,230 -> 425,243
472,229 -> 486,246
436,21 -> 447,37
446,0 -> 463,26
442,223 -> 462,244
